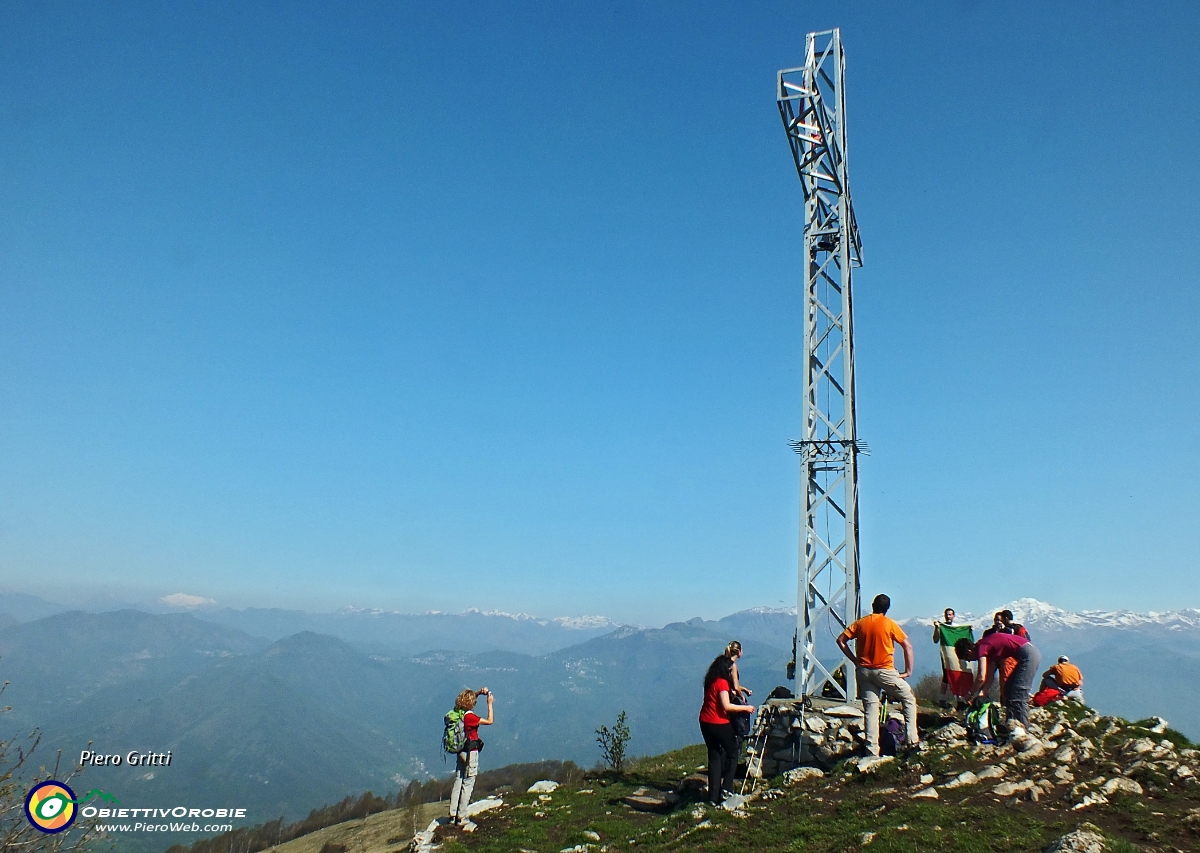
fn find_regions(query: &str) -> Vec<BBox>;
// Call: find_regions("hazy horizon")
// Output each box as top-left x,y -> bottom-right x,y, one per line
5,585 -> 1197,630
3,2 -> 1199,627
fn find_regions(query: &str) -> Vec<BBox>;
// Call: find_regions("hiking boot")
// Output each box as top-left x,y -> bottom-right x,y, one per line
898,741 -> 926,757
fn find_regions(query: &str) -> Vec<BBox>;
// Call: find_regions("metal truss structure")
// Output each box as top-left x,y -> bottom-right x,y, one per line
777,28 -> 864,701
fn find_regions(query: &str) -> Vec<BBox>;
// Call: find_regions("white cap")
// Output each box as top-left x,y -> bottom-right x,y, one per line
1058,655 -> 1070,664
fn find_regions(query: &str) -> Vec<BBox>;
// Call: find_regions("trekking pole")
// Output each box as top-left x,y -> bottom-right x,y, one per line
738,705 -> 772,796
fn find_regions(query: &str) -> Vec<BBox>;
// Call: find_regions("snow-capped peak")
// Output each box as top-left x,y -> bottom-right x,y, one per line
332,606 -> 616,627
552,615 -> 619,630
735,606 -> 798,616
906,598 -> 1200,632
461,608 -> 542,622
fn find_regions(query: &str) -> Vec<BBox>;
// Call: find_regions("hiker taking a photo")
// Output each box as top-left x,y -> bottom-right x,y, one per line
836,593 -> 920,756
698,647 -> 755,807
444,686 -> 494,831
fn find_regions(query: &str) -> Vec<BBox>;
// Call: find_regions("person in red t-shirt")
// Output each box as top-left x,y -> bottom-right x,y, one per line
698,648 -> 755,806
449,687 -> 494,830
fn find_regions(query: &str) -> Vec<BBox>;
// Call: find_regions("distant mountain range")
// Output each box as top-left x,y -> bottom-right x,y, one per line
0,593 -> 621,656
1,591 -> 1196,853
0,606 -> 785,852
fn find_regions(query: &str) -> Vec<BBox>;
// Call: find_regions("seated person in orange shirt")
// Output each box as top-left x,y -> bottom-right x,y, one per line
836,594 -> 919,756
1040,655 -> 1084,703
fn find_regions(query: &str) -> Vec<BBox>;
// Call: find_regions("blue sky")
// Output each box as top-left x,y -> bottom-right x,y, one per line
1,2 -> 1198,625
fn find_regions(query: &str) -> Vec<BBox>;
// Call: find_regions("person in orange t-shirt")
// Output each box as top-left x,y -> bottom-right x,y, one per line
1040,656 -> 1085,703
836,594 -> 919,756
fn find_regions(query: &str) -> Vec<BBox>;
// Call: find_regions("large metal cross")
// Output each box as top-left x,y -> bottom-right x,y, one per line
778,28 -> 864,701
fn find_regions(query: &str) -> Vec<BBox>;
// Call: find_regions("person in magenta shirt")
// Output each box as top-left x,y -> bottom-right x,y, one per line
698,648 -> 754,806
955,632 -> 1042,728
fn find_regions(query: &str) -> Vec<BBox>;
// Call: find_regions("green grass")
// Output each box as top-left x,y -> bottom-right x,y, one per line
271,704 -> 1200,853
1127,718 -> 1195,749
438,745 -> 1073,853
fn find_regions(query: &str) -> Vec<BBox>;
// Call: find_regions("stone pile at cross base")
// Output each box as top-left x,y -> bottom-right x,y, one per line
743,696 -> 872,776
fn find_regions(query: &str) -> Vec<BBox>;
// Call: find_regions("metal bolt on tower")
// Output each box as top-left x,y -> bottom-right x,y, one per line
778,28 -> 864,701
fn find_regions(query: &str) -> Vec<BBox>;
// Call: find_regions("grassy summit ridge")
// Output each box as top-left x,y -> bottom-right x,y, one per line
178,701 -> 1200,853
437,745 -> 1073,853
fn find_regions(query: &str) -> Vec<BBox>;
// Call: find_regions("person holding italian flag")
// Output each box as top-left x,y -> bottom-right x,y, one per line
932,608 -> 975,705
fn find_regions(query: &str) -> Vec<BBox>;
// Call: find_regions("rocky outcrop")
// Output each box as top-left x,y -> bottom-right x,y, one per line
407,700 -> 1194,852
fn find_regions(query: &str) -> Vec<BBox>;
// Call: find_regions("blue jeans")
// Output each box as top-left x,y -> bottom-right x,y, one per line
1002,644 -> 1041,726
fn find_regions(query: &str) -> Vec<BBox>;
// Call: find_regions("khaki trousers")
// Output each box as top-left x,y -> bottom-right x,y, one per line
856,666 -> 919,756
449,750 -> 478,820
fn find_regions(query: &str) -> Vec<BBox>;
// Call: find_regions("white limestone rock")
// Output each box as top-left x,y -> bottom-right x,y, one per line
1100,777 -> 1142,796
855,756 -> 894,774
1054,745 -> 1077,764
942,771 -> 978,789
933,723 -> 968,741
993,779 -> 1035,797
1123,738 -> 1155,756
1044,823 -> 1106,853
824,704 -> 866,719
1018,742 -> 1047,760
1071,792 -> 1109,810
782,766 -> 825,785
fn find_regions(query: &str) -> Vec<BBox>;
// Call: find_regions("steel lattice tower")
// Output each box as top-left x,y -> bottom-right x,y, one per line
777,28 -> 864,701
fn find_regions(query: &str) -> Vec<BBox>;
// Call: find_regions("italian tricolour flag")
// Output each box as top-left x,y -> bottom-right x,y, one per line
936,623 -> 976,697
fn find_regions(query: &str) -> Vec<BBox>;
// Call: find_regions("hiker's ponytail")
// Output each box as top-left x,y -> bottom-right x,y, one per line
724,640 -> 742,660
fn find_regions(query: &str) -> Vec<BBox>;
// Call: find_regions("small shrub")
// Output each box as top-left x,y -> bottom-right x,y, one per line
913,672 -> 943,703
596,711 -> 631,773
318,843 -> 347,853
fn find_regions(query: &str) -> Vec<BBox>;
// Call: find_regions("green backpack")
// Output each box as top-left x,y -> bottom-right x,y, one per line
443,709 -> 468,754
965,702 -> 1001,745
